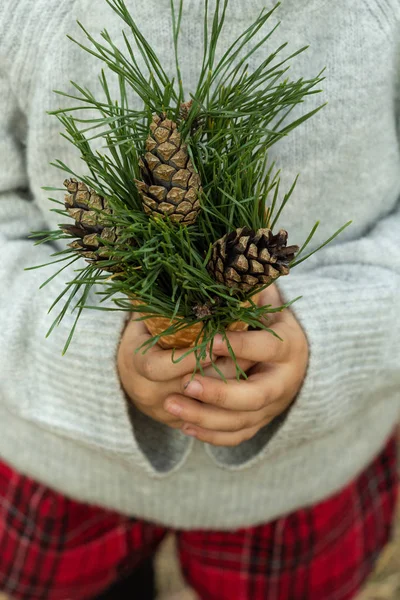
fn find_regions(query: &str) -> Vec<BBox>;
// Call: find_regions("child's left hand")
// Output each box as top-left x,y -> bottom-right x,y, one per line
164,284 -> 309,447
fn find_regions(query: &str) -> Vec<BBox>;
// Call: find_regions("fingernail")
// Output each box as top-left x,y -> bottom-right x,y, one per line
213,334 -> 224,350
200,351 -> 213,365
201,359 -> 212,367
165,401 -> 183,417
185,381 -> 203,397
182,426 -> 197,437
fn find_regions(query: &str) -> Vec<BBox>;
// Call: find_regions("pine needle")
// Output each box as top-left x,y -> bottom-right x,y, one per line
31,0 -> 350,375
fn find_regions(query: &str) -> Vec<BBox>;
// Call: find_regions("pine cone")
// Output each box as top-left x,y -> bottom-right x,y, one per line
207,227 -> 299,293
135,114 -> 202,225
192,301 -> 213,319
180,99 -> 194,121
61,179 -> 119,271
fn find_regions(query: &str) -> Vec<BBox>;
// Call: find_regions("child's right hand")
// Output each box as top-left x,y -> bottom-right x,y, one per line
117,317 -> 253,429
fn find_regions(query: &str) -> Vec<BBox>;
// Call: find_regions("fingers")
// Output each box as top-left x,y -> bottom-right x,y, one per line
125,317 -> 213,382
164,394 -> 269,432
257,282 -> 285,313
124,283 -> 292,383
212,320 -> 293,364
201,357 -> 255,379
180,368 -> 283,411
138,402 -> 184,429
182,423 -> 263,447
164,393 -> 269,446
127,372 -> 182,408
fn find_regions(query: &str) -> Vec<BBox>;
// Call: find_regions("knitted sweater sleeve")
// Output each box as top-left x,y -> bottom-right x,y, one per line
0,69 -> 191,477
206,91 -> 400,469
207,199 -> 400,468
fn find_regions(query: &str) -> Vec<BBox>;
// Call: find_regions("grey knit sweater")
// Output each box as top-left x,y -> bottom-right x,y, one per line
0,0 -> 399,530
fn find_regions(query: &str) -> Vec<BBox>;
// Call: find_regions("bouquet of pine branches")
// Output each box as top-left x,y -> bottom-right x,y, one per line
31,0 -> 350,377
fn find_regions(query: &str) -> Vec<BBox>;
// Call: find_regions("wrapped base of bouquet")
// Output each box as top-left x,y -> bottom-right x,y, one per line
135,295 -> 260,349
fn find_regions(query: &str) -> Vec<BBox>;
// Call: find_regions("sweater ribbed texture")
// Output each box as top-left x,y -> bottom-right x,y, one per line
0,0 -> 399,529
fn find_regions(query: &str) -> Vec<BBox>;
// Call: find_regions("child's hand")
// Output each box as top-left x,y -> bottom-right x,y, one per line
164,285 -> 309,446
117,319 -> 253,428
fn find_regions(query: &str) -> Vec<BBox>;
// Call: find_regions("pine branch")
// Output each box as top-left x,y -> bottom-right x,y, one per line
30,0 -> 350,373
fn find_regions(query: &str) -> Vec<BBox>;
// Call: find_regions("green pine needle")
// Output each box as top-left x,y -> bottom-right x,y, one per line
31,0 -> 350,373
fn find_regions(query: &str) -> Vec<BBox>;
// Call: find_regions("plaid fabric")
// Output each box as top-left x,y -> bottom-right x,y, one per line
0,433 -> 398,600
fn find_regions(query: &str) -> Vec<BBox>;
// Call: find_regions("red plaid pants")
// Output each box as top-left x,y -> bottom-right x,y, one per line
0,434 -> 398,600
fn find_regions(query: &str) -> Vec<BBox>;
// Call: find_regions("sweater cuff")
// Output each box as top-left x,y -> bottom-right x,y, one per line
204,267 -> 399,469
19,263 -> 191,477
128,404 -> 195,474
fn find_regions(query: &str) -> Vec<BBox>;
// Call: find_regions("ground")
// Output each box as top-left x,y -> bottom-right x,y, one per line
357,507 -> 400,600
